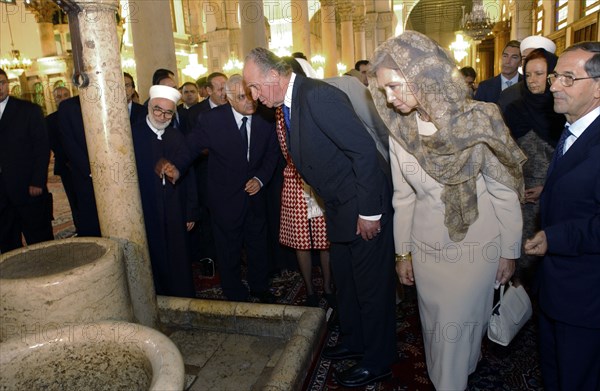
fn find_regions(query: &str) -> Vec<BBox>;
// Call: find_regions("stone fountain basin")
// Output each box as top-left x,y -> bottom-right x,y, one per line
0,238 -> 133,342
157,297 -> 327,391
0,321 -> 185,391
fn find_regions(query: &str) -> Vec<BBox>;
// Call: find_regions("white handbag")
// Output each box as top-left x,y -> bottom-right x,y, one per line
301,181 -> 325,220
488,282 -> 533,346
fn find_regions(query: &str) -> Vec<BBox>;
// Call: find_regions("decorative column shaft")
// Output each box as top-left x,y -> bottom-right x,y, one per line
240,0 -> 267,57
320,0 -> 338,77
129,0 -> 177,102
353,14 -> 366,61
25,0 -> 59,57
291,0 -> 311,57
74,0 -> 158,328
338,0 -> 355,70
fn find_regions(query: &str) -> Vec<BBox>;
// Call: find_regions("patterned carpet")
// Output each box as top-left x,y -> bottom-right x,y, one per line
48,170 -> 543,390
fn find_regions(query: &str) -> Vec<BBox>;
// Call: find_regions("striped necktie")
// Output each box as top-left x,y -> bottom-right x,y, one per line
556,125 -> 573,159
240,116 -> 249,161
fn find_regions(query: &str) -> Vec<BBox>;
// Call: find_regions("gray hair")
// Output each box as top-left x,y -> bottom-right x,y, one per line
564,41 -> 600,78
225,74 -> 244,98
245,47 -> 291,77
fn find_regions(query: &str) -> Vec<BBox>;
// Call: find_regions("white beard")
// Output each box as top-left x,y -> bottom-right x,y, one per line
147,114 -> 169,130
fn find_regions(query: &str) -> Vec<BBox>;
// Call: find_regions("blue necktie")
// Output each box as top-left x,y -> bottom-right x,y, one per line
556,125 -> 573,159
240,116 -> 249,161
549,125 -> 573,174
282,105 -> 291,132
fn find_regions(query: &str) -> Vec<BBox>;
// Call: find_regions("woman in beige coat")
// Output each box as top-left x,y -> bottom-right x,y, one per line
368,31 -> 526,390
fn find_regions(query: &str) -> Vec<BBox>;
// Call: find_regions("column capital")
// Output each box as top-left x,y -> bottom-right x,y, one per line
320,0 -> 336,8
73,0 -> 119,12
337,0 -> 355,22
377,11 -> 394,23
24,0 -> 60,23
353,15 -> 366,32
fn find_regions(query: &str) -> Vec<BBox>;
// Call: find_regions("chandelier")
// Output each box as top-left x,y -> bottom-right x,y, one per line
182,54 -> 208,80
460,1 -> 494,41
1,4 -> 33,75
449,34 -> 470,63
223,56 -> 243,74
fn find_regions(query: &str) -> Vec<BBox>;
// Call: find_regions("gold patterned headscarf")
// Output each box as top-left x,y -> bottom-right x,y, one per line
368,31 -> 526,242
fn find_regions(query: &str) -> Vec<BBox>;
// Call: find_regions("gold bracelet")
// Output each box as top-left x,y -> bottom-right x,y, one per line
395,252 -> 412,263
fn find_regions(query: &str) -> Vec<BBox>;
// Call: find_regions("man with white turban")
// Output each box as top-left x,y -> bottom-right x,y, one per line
131,85 -> 199,298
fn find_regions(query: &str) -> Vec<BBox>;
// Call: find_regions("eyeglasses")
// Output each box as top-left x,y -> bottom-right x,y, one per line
152,106 -> 175,119
547,72 -> 598,87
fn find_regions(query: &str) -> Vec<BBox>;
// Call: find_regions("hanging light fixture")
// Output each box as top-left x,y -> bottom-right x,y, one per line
460,1 -> 494,41
222,55 -> 243,74
449,33 -> 470,63
0,3 -> 33,75
182,53 -> 208,80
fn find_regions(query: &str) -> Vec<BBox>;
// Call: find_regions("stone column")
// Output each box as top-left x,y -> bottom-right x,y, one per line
510,0 -> 533,40
240,0 -> 267,57
291,0 -> 311,58
73,0 -> 158,328
129,0 -> 177,102
353,14 -> 367,62
338,0 -> 355,71
320,0 -> 338,77
25,0 -> 59,57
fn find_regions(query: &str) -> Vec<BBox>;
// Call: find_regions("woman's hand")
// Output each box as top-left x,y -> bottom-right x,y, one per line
524,185 -> 543,204
396,260 -> 415,286
495,257 -> 515,286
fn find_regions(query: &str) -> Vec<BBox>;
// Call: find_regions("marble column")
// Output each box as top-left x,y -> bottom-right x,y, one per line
129,0 -> 177,102
338,0 -> 355,70
353,14 -> 367,61
25,1 -> 59,57
240,0 -> 267,57
73,0 -> 158,328
320,0 -> 338,77
291,0 -> 311,58
510,0 -> 533,40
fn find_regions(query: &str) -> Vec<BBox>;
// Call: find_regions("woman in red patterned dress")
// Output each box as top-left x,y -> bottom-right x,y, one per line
274,62 -> 333,306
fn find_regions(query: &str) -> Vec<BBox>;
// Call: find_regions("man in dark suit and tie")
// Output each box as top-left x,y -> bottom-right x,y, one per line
177,82 -> 199,130
124,72 -> 146,124
0,68 -> 54,252
46,86 -> 79,231
181,73 -> 229,265
186,72 -> 228,130
525,42 -> 600,391
242,48 -> 397,388
158,74 -> 280,303
475,40 -> 523,103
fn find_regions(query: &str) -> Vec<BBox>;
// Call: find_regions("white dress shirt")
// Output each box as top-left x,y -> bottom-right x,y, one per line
563,106 -> 600,154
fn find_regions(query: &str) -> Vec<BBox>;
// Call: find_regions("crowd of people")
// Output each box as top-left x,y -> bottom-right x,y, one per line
1,30 -> 598,390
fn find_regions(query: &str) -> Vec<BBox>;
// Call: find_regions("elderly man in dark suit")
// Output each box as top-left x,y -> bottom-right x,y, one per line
158,74 -> 280,303
0,68 -> 53,252
525,41 -> 600,391
242,48 -> 397,388
475,40 -> 523,104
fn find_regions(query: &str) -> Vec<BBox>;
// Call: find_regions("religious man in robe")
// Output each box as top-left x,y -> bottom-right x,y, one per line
131,85 -> 199,298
